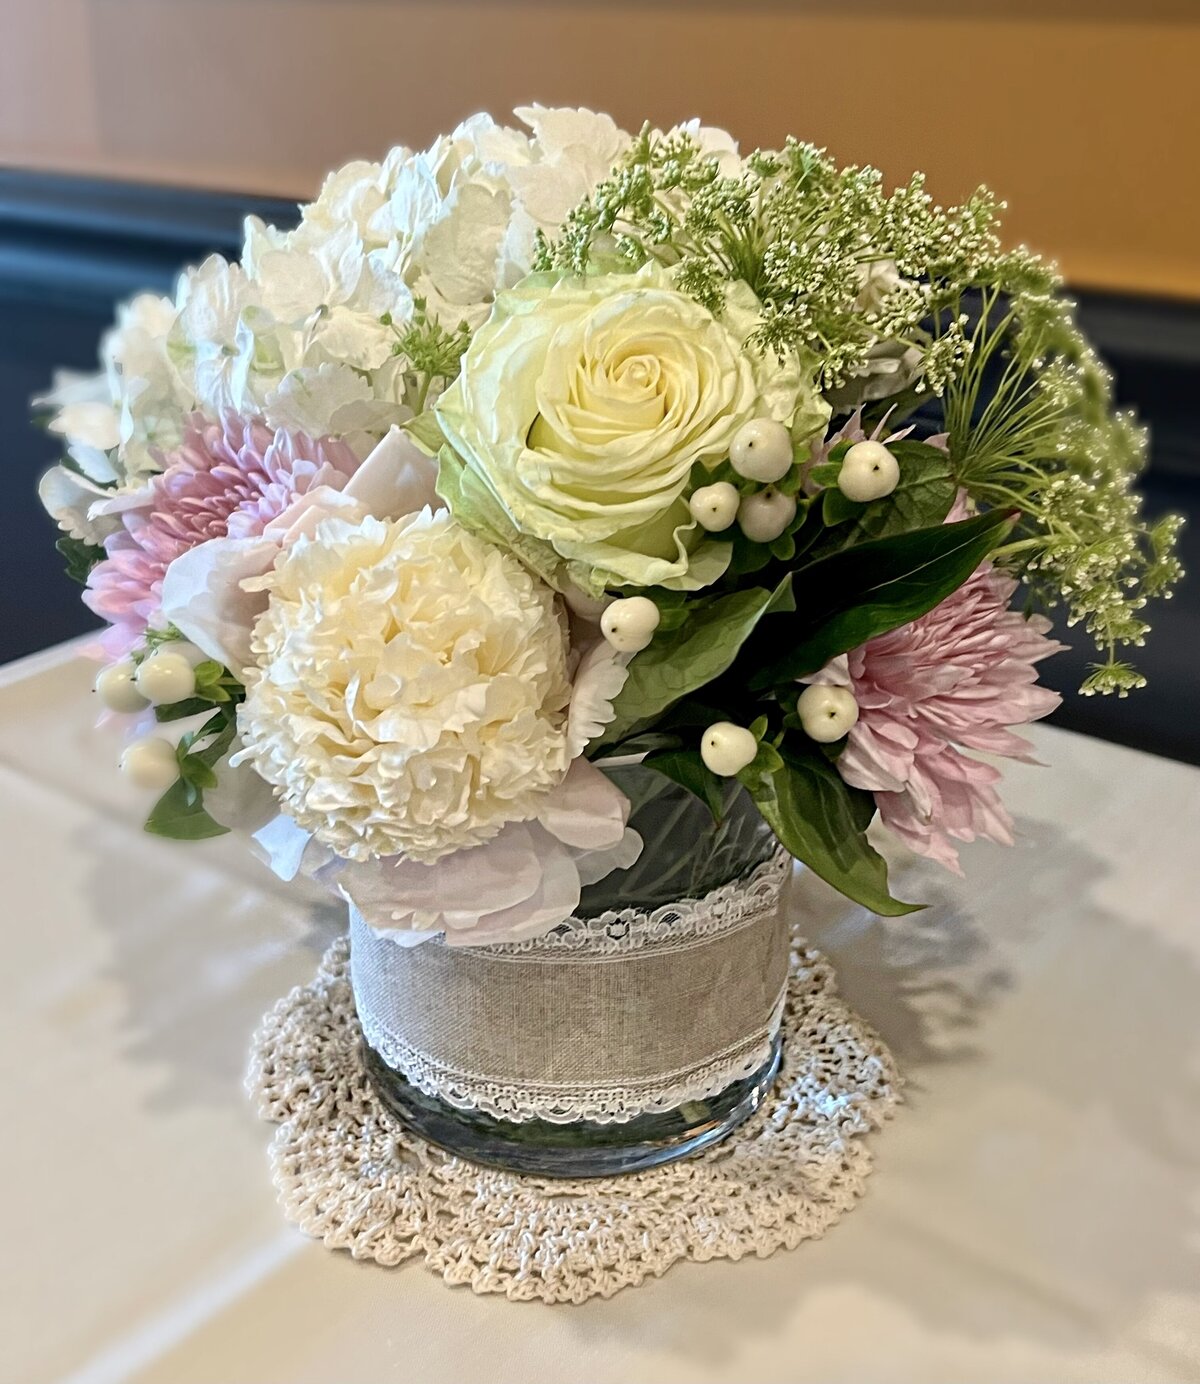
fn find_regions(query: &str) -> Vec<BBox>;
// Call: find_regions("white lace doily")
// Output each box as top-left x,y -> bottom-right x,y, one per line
247,932 -> 902,1304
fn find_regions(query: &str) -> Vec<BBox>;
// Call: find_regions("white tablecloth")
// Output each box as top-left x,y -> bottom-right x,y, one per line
2,640 -> 1199,1384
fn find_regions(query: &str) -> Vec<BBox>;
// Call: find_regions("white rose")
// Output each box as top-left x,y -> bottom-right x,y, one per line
437,263 -> 817,591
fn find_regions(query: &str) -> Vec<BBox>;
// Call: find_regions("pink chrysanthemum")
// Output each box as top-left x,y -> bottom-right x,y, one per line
85,413 -> 359,656
807,563 -> 1066,874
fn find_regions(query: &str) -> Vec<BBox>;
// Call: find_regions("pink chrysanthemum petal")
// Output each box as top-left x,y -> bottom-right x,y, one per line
809,559 -> 1067,872
85,412 -> 359,655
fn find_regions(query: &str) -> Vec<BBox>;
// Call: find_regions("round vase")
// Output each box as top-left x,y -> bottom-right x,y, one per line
351,764 -> 790,1178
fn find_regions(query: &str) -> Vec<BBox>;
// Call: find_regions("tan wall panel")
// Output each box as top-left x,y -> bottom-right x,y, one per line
1,2 -> 1198,296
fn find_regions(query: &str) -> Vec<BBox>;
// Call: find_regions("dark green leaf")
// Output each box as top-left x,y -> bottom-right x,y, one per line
741,749 -> 919,916
807,461 -> 842,489
644,749 -> 726,822
592,730 -> 683,759
821,485 -> 862,527
186,711 -> 237,769
748,509 -> 1014,688
144,780 -> 229,840
180,758 -> 219,791
598,574 -> 793,746
155,697 -> 215,723
56,535 -> 104,586
174,708 -> 237,792
659,700 -> 730,731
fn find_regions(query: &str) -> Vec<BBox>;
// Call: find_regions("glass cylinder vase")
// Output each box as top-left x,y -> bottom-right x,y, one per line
351,764 -> 790,1178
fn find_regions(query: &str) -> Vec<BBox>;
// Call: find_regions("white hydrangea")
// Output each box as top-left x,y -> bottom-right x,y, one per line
236,509 -> 574,863
40,109 -> 644,527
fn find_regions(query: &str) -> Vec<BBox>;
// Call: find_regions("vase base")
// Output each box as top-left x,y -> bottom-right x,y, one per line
362,1035 -> 783,1179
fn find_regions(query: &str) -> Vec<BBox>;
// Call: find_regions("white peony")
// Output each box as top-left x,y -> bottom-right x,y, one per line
249,754 -> 640,948
236,509 -> 576,863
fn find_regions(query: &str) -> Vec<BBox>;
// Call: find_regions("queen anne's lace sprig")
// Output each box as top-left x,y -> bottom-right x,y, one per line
247,930 -> 901,1304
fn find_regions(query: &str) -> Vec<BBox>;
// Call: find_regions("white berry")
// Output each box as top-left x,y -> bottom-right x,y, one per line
134,651 -> 198,706
700,722 -> 759,778
737,486 -> 797,544
729,418 -> 793,483
688,481 -> 740,532
600,596 -> 661,653
797,684 -> 859,743
837,441 -> 900,502
95,660 -> 149,714
119,736 -> 179,791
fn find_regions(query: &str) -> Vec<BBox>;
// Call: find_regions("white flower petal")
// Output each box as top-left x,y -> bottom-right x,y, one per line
263,362 -> 373,438
535,755 -> 630,851
439,832 -> 581,946
574,825 -> 644,886
37,464 -> 120,543
566,638 -> 629,757
159,535 -> 279,675
250,814 -> 326,882
204,748 -> 279,833
342,425 -> 442,519
47,401 -> 121,452
336,819 -> 546,928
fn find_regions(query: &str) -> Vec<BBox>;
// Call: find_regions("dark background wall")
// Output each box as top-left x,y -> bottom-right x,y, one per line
1,170 -> 1197,763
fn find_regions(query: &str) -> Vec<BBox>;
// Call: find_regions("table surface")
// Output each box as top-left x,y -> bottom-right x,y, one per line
2,640 -> 1199,1384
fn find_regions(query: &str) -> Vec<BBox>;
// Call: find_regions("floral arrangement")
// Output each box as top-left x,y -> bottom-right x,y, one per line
38,108 -> 1182,942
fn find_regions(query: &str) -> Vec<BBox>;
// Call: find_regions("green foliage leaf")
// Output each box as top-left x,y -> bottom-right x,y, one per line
179,709 -> 237,769
748,509 -> 1014,688
144,779 -> 229,840
56,535 -> 104,586
741,749 -> 919,916
821,485 -> 861,527
144,707 -> 237,840
154,698 -> 216,723
817,441 -> 957,548
644,749 -> 726,822
592,730 -> 683,760
598,575 -> 793,746
193,659 -> 226,691
807,460 -> 842,489
178,756 -> 219,792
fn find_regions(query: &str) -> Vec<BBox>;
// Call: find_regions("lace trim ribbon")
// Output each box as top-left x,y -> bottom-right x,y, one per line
349,855 -> 791,1124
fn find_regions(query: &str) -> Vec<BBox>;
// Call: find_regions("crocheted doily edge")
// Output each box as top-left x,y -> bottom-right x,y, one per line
247,932 -> 902,1305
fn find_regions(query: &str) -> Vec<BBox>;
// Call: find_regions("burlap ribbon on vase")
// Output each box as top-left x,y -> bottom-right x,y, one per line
349,854 -> 792,1124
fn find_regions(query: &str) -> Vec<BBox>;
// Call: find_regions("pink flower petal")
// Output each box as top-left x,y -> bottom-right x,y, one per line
806,553 -> 1062,873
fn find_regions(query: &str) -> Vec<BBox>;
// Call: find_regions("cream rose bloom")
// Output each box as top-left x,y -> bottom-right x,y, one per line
236,509 -> 575,863
436,263 -> 815,593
